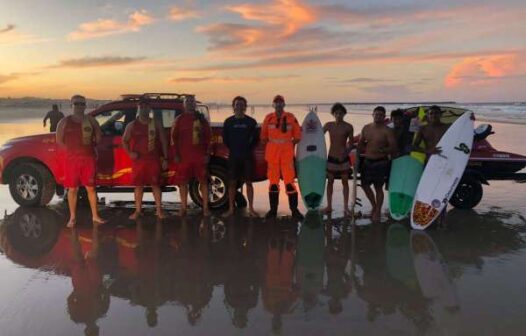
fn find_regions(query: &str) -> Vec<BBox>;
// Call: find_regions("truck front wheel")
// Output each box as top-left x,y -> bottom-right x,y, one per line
449,176 -> 483,209
189,164 -> 229,210
9,163 -> 56,207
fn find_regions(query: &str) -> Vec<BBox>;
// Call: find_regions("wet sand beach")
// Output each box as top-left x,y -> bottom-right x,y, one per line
0,114 -> 525,335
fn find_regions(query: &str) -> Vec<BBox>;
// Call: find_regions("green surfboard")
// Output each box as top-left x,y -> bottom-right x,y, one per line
389,156 -> 424,220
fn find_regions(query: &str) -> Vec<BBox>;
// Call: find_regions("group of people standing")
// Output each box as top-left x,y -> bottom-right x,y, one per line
55,94 -> 449,227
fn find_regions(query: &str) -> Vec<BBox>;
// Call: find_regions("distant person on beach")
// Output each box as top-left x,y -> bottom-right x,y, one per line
43,104 -> 64,132
56,95 -> 106,228
122,97 -> 168,220
323,103 -> 354,216
390,108 -> 413,157
357,106 -> 397,222
260,95 -> 303,220
223,96 -> 259,217
413,105 -> 450,161
171,95 -> 211,217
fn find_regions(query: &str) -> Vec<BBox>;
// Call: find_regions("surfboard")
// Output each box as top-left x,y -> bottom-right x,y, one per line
386,224 -> 419,290
411,111 -> 474,230
296,211 -> 325,308
410,230 -> 459,308
389,156 -> 424,220
296,108 -> 327,210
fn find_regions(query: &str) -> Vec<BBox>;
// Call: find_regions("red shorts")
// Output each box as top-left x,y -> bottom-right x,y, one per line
64,155 -> 95,188
175,158 -> 207,184
131,158 -> 161,187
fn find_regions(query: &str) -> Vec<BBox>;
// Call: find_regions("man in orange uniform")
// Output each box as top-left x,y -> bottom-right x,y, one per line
122,97 -> 169,220
56,95 -> 106,228
261,95 -> 303,220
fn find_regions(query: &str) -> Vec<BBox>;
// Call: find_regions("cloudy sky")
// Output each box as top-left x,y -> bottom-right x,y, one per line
0,0 -> 525,103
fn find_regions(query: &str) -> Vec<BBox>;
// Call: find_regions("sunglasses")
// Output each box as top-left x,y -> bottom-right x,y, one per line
73,102 -> 86,106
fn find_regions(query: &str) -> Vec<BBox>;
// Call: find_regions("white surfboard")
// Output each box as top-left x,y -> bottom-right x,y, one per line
411,112 -> 474,229
411,230 -> 459,308
296,108 -> 327,210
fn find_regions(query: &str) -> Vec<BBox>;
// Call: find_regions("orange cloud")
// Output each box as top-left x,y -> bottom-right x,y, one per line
168,6 -> 199,21
49,56 -> 148,68
169,74 -> 300,83
0,25 -> 49,45
68,10 -> 154,41
445,54 -> 519,87
0,24 -> 15,34
227,0 -> 316,37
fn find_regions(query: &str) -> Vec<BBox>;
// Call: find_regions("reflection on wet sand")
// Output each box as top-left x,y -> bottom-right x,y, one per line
0,205 -> 525,335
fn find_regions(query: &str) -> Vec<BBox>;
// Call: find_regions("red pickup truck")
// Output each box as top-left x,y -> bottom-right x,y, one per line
0,93 -> 267,209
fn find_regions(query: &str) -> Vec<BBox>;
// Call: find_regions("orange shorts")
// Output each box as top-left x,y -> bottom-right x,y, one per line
131,158 -> 161,187
64,155 -> 95,188
175,159 -> 207,184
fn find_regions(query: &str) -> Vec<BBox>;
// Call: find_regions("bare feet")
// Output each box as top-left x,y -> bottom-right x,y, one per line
129,211 -> 142,220
322,207 -> 333,214
156,210 -> 168,219
92,217 -> 107,226
248,208 -> 259,217
66,218 -> 76,228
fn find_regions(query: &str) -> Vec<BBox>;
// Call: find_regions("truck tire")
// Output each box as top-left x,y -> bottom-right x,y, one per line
8,163 -> 56,207
5,207 -> 61,256
449,176 -> 483,209
189,164 -> 228,210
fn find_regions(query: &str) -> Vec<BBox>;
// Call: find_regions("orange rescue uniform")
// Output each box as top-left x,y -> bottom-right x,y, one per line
260,111 -> 302,191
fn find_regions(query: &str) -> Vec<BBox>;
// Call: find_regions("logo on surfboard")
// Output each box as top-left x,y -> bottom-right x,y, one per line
305,119 -> 318,133
454,143 -> 470,154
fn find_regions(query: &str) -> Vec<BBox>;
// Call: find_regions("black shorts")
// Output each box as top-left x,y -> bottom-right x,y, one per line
327,156 -> 350,177
361,158 -> 390,187
227,157 -> 254,183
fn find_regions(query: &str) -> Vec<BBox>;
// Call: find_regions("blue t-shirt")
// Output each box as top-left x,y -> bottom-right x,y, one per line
223,115 -> 259,159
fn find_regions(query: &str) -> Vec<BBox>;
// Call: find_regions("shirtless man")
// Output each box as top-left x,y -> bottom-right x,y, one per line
323,103 -> 354,216
357,106 -> 397,222
43,104 -> 64,132
413,105 -> 449,160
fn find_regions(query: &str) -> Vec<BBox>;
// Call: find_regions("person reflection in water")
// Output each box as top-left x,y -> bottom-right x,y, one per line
67,225 -> 109,336
262,224 -> 298,334
132,218 -> 165,328
325,218 -> 352,315
171,216 -> 213,326
223,217 -> 260,328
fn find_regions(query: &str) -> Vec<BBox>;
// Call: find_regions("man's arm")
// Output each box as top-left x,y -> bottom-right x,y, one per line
122,121 -> 136,159
56,117 -> 67,147
170,118 -> 180,162
260,116 -> 269,145
88,116 -> 102,144
386,128 -> 398,156
249,119 -> 259,151
222,118 -> 231,151
43,111 -> 50,126
156,120 -> 168,159
357,126 -> 367,154
292,116 -> 301,144
347,124 -> 354,151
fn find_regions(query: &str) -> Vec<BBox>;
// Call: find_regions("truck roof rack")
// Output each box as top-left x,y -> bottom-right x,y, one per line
120,93 -> 195,101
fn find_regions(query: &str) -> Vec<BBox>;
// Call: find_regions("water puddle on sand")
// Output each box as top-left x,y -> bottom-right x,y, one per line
0,203 -> 525,335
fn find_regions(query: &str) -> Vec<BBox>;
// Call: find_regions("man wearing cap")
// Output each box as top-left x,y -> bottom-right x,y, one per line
122,98 -> 169,219
171,95 -> 212,217
56,94 -> 106,228
261,95 -> 303,220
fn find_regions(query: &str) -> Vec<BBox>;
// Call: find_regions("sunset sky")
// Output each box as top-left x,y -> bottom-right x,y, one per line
1,0 -> 525,103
